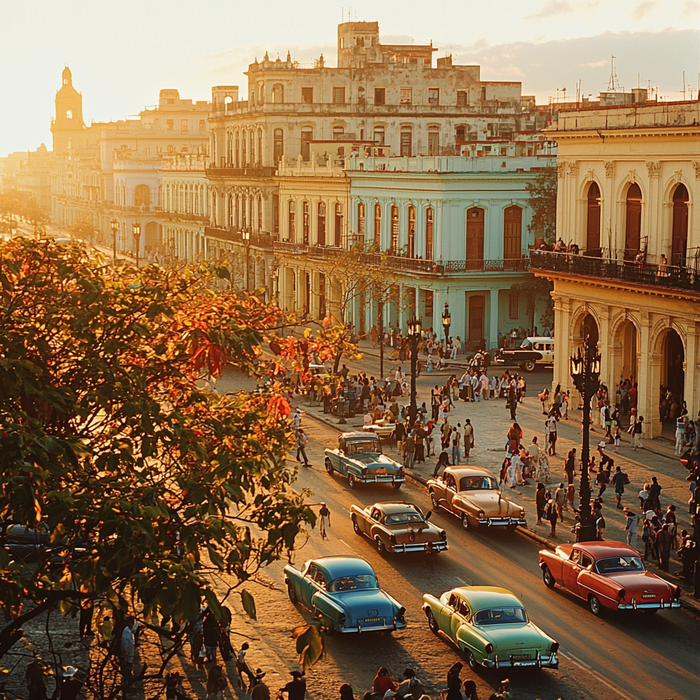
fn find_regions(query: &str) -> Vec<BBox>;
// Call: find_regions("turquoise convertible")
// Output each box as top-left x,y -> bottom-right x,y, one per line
422,586 -> 559,670
285,555 -> 407,633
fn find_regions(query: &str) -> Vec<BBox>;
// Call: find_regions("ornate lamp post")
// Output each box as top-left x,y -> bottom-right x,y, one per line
570,335 -> 601,542
442,302 -> 451,346
132,221 -> 141,268
407,315 -> 422,425
110,219 -> 119,266
242,228 -> 251,291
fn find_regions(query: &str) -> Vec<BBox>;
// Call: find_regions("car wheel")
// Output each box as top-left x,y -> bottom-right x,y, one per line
542,566 -> 556,589
352,517 -> 362,535
348,473 -> 357,489
426,609 -> 439,635
461,512 -> 470,530
325,458 -> 334,476
392,480 -> 403,490
466,650 -> 478,671
522,360 -> 536,372
375,536 -> 386,555
287,582 -> 298,605
430,490 -> 439,508
588,594 -> 602,616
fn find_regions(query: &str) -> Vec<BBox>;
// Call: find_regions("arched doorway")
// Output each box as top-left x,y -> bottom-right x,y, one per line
660,329 -> 684,423
613,320 -> 638,388
586,182 -> 601,254
624,183 -> 642,261
579,312 -> 599,346
672,184 -> 688,266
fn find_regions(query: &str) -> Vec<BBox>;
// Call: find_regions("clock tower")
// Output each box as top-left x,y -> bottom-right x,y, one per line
51,67 -> 85,153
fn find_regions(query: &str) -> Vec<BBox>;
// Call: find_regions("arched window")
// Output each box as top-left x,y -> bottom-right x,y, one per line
466,207 -> 485,270
273,129 -> 284,164
302,201 -> 310,244
301,127 -> 313,161
257,130 -> 263,166
317,201 -> 326,246
234,132 -> 240,167
586,182 -> 601,253
503,206 -> 522,266
672,184 -> 689,266
357,202 -> 365,240
374,126 -> 385,145
425,207 -> 434,261
407,206 -> 416,258
334,203 -> 343,247
390,205 -> 399,254
288,200 -> 295,241
228,194 -> 234,228
374,203 -> 381,247
241,132 -> 247,166
249,131 -> 255,166
134,185 -> 151,208
624,183 -> 642,261
257,194 -> 263,231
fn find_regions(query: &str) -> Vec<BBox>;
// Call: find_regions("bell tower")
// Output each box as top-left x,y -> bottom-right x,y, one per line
52,67 -> 85,153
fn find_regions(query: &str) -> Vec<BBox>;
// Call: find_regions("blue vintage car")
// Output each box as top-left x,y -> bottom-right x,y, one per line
284,555 -> 407,633
324,432 -> 404,489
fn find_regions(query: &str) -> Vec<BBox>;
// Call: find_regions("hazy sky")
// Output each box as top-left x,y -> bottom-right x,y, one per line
1,0 -> 699,157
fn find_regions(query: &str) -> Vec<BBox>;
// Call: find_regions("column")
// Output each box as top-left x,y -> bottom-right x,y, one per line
552,291 -> 571,394
637,311 -> 655,436
398,283 -> 405,332
685,321 -> 699,418
489,289 -> 500,353
598,304 -> 612,389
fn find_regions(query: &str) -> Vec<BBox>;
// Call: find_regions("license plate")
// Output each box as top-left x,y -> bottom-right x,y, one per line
512,654 -> 531,660
364,617 -> 381,623
374,468 -> 386,475
642,594 -> 656,599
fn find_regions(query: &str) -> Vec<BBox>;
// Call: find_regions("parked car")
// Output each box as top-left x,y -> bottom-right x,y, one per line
284,555 -> 407,633
427,466 -> 526,530
538,541 -> 682,615
361,419 -> 396,442
0,523 -> 51,560
324,432 -> 404,489
495,336 -> 555,372
350,501 -> 448,554
422,586 -> 559,670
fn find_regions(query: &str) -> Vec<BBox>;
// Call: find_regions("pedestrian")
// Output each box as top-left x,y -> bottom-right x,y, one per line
206,665 -> 227,700
612,466 -> 627,509
538,387 -> 549,414
507,384 -> 518,421
235,643 -> 255,691
404,431 -> 416,469
434,449 -> 450,477
250,670 -> 270,700
613,424 -> 621,453
535,483 -> 547,526
675,415 -> 686,456
395,419 -> 405,455
566,483 -> 576,511
79,596 -> 94,638
26,655 -> 47,700
678,530 -> 697,580
647,476 -> 662,510
595,463 -> 610,498
202,608 -> 221,662
295,428 -> 310,467
564,449 -> 576,485
445,662 -> 463,700
546,413 -> 558,455
120,617 -> 136,694
451,424 -> 462,465
463,679 -> 479,700
58,667 -> 83,700
656,524 -> 673,572
554,483 -> 566,521
319,503 -> 331,539
463,420 -> 474,461
372,667 -> 396,698
395,669 -> 424,700
279,671 -> 306,700
339,684 -> 355,700
631,415 -> 644,450
546,495 -> 558,536
623,508 -> 639,551
595,507 -> 606,540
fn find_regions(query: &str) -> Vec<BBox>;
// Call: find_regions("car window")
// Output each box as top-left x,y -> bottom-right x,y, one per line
459,476 -> 498,491
328,574 -> 378,592
595,556 -> 645,574
313,570 -> 328,590
347,440 -> 381,455
385,512 -> 424,524
569,549 -> 582,565
371,509 -> 381,521
534,343 -> 544,351
545,344 -> 553,352
581,553 -> 594,568
456,599 -> 470,618
305,564 -> 317,580
448,593 -> 459,608
446,475 -> 457,490
472,607 -> 527,625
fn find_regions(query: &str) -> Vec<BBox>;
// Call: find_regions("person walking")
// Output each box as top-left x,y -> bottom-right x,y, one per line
403,431 -> 416,470
631,415 -> 644,450
235,643 -> 255,691
120,617 -> 136,695
564,448 -> 576,485
279,671 -> 306,700
648,476 -> 662,510
546,495 -> 558,536
507,383 -> 518,421
554,483 -> 567,521
463,420 -> 474,462
624,508 -> 640,551
58,668 -> 83,700
451,424 -> 462,465
202,609 -> 221,662
675,415 -> 686,456
535,483 -> 547,526
656,524 -> 673,572
612,466 -> 627,509
295,428 -> 310,467
546,413 -> 558,456
206,665 -> 227,700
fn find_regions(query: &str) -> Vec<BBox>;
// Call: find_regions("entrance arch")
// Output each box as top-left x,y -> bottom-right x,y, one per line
612,319 -> 638,388
577,312 -> 599,346
660,329 -> 685,422
671,184 -> 689,266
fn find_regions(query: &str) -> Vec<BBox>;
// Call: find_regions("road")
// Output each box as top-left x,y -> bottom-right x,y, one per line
242,416 -> 700,700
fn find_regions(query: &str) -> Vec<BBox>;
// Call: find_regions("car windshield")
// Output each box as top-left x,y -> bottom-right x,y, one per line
385,512 -> 424,524
473,607 -> 527,625
328,574 -> 378,592
347,440 -> 381,455
459,476 -> 498,491
595,556 -> 645,574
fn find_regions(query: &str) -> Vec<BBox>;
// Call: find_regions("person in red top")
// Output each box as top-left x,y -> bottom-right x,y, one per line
372,667 -> 397,697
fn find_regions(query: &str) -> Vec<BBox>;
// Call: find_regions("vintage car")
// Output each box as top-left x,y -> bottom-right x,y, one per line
284,555 -> 407,633
423,586 -> 559,670
324,432 -> 404,489
538,541 -> 682,615
361,419 -> 397,441
350,502 -> 448,554
427,466 -> 526,530
494,336 -> 555,372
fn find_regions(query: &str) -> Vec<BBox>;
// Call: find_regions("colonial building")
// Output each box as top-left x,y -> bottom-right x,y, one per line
531,95 -> 700,437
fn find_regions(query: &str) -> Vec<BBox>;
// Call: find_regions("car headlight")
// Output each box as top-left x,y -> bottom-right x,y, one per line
478,510 -> 485,518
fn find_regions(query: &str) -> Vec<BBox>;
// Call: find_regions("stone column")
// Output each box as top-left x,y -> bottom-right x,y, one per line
489,289 -> 500,353
552,291 -> 571,393
637,312 -> 656,436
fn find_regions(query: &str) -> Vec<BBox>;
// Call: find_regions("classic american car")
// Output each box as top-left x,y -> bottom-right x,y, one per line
423,586 -> 559,670
325,432 -> 404,489
427,466 -> 526,530
350,502 -> 448,554
495,336 -> 555,372
361,419 -> 397,441
284,555 -> 407,633
539,541 -> 682,615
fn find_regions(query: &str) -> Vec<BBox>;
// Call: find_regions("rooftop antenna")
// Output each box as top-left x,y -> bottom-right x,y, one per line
607,55 -> 621,92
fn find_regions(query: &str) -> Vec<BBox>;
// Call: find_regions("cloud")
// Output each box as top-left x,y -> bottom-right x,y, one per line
683,0 -> 700,16
525,0 -> 575,21
580,59 -> 609,68
631,1 -> 657,20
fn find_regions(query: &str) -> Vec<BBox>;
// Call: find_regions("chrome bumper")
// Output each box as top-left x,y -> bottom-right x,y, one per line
341,619 -> 407,633
389,541 -> 448,553
477,517 -> 526,527
618,599 -> 681,610
358,474 -> 405,484
484,652 -> 558,669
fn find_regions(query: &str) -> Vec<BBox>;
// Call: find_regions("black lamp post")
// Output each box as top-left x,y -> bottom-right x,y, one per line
570,335 -> 601,542
407,315 -> 422,425
132,221 -> 141,269
110,219 -> 119,266
243,228 -> 251,291
442,302 -> 451,346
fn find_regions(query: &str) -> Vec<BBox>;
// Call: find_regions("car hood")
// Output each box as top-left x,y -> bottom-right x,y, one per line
329,589 -> 398,622
474,622 -> 552,650
457,491 -> 521,516
352,454 -> 401,470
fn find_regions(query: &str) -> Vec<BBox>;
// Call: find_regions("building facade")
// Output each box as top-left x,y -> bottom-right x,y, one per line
531,97 -> 700,437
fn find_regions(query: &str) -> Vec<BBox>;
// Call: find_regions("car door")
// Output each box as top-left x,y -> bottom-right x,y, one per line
438,593 -> 459,635
444,473 -> 459,514
449,596 -> 470,643
562,548 -> 584,594
300,564 -> 320,608
365,507 -> 382,537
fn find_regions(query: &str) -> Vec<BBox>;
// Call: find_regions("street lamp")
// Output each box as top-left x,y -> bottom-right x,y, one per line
407,314 -> 422,425
132,221 -> 141,269
442,302 -> 451,345
110,219 -> 119,266
242,228 -> 251,291
570,335 -> 601,542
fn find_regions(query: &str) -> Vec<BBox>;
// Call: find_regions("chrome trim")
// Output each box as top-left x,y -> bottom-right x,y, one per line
483,653 -> 558,669
389,541 -> 448,553
618,601 -> 680,610
356,474 -> 405,484
477,517 -> 527,527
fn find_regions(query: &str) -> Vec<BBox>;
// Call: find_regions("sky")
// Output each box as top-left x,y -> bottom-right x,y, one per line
1,0 -> 699,158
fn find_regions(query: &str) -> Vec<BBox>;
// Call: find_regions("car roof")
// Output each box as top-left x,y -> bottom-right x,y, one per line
445,466 -> 495,479
342,432 -> 380,440
371,502 -> 421,515
452,586 -> 523,609
312,555 -> 375,579
523,337 -> 554,343
574,541 -> 639,559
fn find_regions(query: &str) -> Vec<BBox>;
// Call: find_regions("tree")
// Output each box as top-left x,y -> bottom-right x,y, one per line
510,277 -> 553,335
0,237 -> 322,676
526,166 -> 557,244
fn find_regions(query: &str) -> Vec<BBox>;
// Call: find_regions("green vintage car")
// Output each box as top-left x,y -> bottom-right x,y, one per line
324,432 -> 404,489
422,586 -> 559,670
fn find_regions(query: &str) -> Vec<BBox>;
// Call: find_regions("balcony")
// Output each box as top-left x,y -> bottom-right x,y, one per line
530,249 -> 700,295
205,166 -> 277,178
205,226 -> 274,247
157,209 -> 209,224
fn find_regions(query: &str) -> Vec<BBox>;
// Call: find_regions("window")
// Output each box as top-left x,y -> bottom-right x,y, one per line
390,205 -> 399,254
333,87 -> 345,104
257,130 -> 263,165
374,203 -> 381,246
333,125 -> 344,140
334,203 -> 343,246
456,125 -> 467,142
481,86 -> 487,101
428,126 -> 440,156
466,207 -> 485,269
426,207 -> 434,260
400,88 -> 412,105
407,206 -> 416,258
374,87 -> 386,105
357,202 -> 365,238
672,183 -> 689,265
273,129 -> 284,164
181,119 -> 189,131
509,293 -> 519,320
319,274 -> 326,319
242,133 -> 247,165
302,201 -> 310,244
288,200 -> 295,241
301,87 -> 314,104
272,84 -> 284,103
272,194 -> 279,233
428,88 -> 440,106
503,206 -> 522,265
586,182 -> 601,253
373,126 -> 385,145
317,202 -> 326,246
134,184 -> 151,208
624,183 -> 642,261
166,120 -> 174,131
400,128 -> 412,157
457,90 -> 469,107
301,127 -> 313,161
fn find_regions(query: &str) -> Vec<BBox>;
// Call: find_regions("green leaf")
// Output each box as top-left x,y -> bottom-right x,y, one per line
240,589 -> 257,620
292,624 -> 325,670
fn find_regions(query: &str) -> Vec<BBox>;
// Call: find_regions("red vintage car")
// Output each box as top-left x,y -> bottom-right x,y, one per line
538,541 -> 681,615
